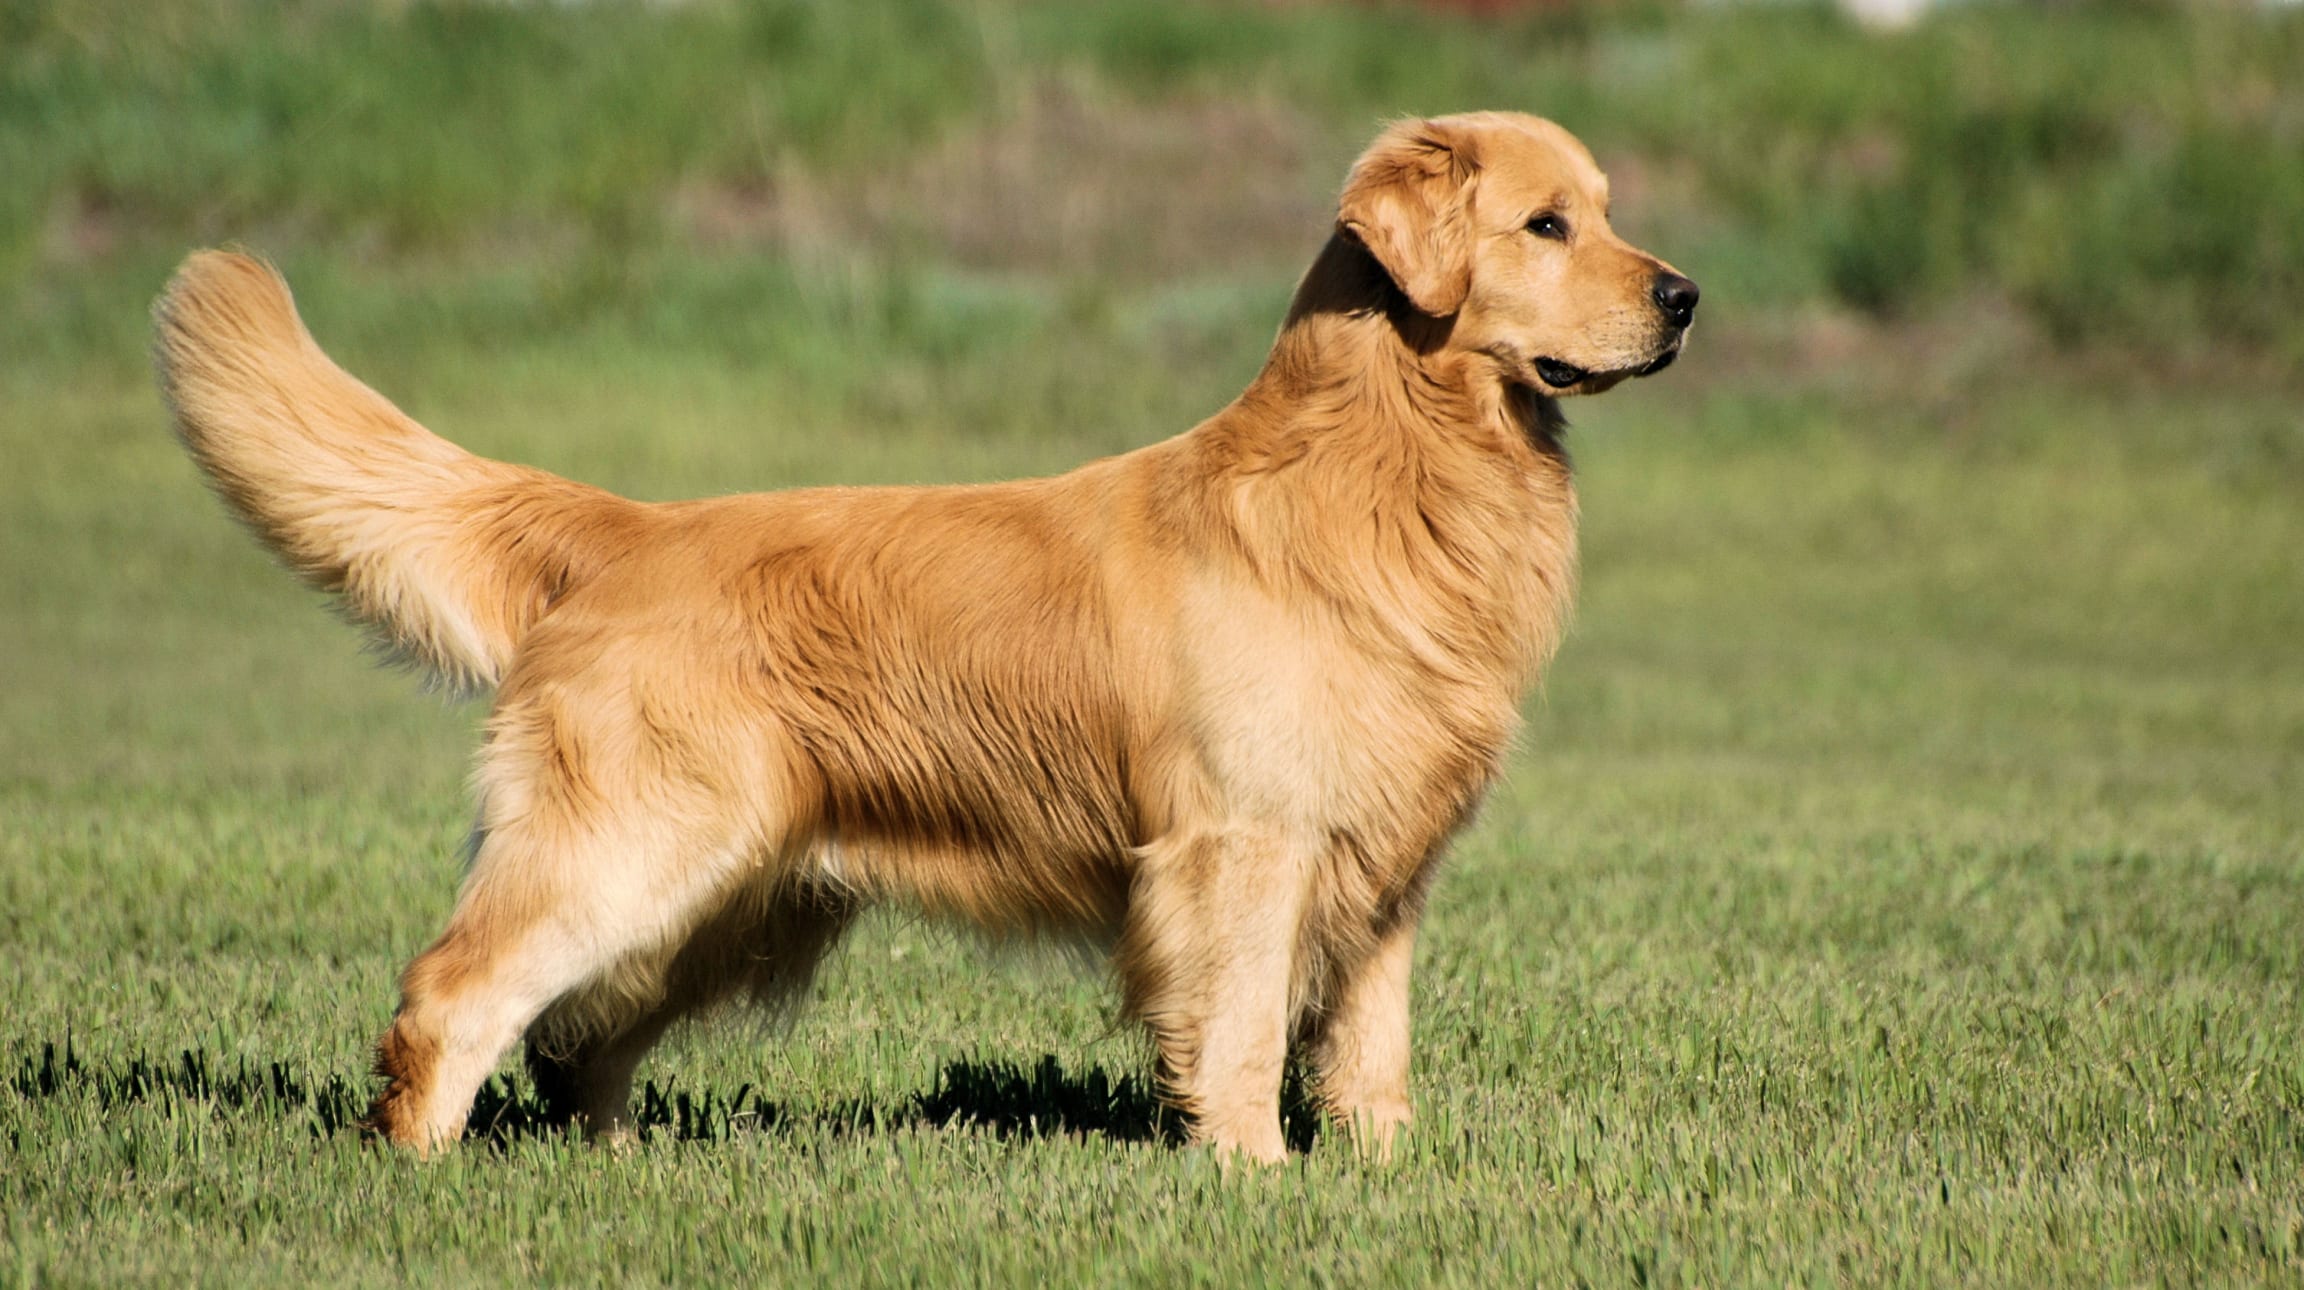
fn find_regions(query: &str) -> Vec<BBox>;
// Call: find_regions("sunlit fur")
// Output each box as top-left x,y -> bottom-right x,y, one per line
152,112 -> 1689,1164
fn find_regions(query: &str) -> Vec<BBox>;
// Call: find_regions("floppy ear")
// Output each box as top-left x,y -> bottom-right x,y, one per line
1337,119 -> 1480,317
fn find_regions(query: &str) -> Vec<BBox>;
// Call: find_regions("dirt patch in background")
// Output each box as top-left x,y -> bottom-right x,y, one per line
677,88 -> 1335,280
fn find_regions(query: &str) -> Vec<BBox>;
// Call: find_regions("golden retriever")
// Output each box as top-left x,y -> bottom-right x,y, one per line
152,112 -> 1695,1163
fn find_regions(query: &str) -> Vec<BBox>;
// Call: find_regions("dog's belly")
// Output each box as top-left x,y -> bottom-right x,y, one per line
789,714 -> 1138,936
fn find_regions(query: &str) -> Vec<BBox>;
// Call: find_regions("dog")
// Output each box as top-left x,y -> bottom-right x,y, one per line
153,112 -> 1695,1163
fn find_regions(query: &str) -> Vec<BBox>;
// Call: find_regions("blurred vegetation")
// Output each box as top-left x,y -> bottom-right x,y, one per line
3,0 -> 2302,365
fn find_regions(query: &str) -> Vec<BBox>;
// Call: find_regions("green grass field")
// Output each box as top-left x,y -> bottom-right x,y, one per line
5,1 -> 2302,1283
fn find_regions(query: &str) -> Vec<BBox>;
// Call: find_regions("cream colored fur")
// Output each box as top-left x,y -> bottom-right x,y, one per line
152,112 -> 1693,1163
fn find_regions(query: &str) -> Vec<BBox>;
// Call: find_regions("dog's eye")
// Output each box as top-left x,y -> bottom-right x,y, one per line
1526,213 -> 1568,241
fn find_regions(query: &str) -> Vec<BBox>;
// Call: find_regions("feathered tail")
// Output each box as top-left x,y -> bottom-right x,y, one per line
152,250 -> 645,690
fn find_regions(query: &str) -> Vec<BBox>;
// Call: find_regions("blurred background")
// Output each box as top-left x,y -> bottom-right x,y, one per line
8,0 -> 2304,360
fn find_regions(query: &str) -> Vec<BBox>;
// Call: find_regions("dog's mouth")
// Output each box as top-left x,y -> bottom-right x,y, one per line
1534,339 -> 1683,391
1533,357 -> 1588,389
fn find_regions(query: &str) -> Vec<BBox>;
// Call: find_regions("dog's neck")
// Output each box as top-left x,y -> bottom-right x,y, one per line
1242,232 -> 1566,459
1184,232 -> 1579,685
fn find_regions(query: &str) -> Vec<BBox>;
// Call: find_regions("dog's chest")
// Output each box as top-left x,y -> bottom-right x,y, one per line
1171,573 -> 1523,841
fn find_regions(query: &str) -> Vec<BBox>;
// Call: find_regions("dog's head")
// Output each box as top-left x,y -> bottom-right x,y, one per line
1339,112 -> 1696,396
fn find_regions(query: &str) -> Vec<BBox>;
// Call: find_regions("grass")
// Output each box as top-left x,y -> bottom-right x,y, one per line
4,0 -> 2303,1284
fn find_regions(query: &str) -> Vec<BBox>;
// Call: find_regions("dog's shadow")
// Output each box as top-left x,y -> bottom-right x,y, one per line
471,1052 -> 1324,1154
11,1039 -> 1323,1154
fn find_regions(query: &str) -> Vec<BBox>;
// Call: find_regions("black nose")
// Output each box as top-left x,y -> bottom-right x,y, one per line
1652,273 -> 1700,327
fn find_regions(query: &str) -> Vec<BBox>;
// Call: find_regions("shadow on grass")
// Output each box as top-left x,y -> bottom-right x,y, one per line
9,1038 -> 1323,1153
10,1036 -> 372,1139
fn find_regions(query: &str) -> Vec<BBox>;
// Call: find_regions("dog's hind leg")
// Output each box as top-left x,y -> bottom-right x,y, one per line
736,885 -> 861,1015
362,808 -> 758,1154
522,886 -> 858,1144
1304,915 -> 1419,1159
524,1008 -> 682,1146
362,673 -> 786,1154
1119,828 -> 1313,1165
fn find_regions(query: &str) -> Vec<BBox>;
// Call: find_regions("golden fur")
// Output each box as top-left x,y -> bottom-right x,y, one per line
152,112 -> 1694,1163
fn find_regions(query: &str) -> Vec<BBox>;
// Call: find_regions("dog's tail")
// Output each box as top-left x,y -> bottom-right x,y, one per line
153,250 -> 646,691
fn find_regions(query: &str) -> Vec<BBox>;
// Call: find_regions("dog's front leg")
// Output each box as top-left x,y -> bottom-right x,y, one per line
1119,828 -> 1311,1165
1306,915 -> 1419,1160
